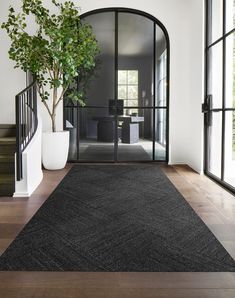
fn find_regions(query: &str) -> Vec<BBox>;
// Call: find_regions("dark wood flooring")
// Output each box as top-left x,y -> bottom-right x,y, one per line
0,164 -> 235,298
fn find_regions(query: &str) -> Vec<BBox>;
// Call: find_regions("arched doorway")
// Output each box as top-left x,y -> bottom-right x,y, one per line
64,8 -> 169,162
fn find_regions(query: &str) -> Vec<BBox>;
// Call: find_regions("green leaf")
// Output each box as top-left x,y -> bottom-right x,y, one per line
2,0 -> 99,130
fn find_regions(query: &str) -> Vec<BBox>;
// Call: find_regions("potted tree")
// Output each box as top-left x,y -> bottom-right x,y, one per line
1,0 -> 99,169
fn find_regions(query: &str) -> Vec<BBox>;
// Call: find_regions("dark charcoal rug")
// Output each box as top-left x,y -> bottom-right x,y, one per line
80,144 -> 151,161
0,164 -> 235,272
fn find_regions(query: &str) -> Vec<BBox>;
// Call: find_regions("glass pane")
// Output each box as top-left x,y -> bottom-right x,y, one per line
128,86 -> 138,99
226,0 -> 235,33
126,100 -> 138,107
155,108 -> 166,160
79,108 -> 115,161
117,109 -> 152,161
118,85 -> 127,99
118,13 -> 154,107
208,112 -> 222,178
155,26 -> 167,107
209,0 -> 223,44
128,70 -> 138,84
82,12 -> 115,107
225,33 -> 235,108
118,70 -> 127,84
207,42 -> 223,108
224,111 -> 235,187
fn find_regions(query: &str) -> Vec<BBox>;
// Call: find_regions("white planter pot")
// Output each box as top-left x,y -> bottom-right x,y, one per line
42,131 -> 69,170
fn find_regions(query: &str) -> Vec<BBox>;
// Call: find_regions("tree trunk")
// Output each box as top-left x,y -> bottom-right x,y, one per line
52,114 -> 56,132
52,87 -> 58,132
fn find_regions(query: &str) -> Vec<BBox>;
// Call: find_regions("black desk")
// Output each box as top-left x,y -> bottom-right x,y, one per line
93,116 -> 144,143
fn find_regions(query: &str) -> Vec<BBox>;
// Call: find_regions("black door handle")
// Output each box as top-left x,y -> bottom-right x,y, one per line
202,95 -> 212,113
202,95 -> 212,126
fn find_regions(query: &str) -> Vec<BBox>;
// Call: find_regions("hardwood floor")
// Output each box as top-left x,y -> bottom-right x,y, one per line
0,164 -> 235,298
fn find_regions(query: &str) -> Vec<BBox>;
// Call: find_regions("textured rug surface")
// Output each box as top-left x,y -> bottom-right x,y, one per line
0,164 -> 235,271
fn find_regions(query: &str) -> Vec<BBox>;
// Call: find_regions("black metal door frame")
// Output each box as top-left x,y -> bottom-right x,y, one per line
64,8 -> 170,163
204,0 -> 235,193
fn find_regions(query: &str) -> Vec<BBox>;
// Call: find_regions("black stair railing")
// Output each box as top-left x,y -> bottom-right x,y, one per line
15,81 -> 38,181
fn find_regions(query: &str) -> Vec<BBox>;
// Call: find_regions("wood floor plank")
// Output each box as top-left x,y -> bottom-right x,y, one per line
0,239 -> 12,255
207,224 -> 235,241
0,205 -> 41,218
221,241 -> 235,259
0,224 -> 24,239
0,288 -> 235,298
0,272 -> 235,289
116,272 -> 235,289
0,216 -> 32,224
198,212 -> 225,224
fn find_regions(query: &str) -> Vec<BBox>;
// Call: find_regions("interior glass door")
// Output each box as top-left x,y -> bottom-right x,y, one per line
205,0 -> 235,191
224,31 -> 235,187
117,13 -> 153,161
64,9 -> 169,162
206,40 -> 223,178
117,13 -> 167,161
65,12 -> 116,161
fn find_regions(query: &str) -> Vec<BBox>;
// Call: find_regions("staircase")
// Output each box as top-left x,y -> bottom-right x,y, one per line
0,125 -> 16,196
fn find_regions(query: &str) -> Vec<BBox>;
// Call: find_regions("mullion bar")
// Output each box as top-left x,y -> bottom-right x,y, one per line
76,103 -> 80,161
207,28 -> 235,49
114,11 -> 118,162
76,75 -> 80,160
221,0 -> 226,181
223,0 -> 226,36
165,39 -> 170,163
207,0 -> 212,47
210,108 -> 235,112
65,105 -> 168,109
204,0 -> 209,173
153,23 -> 156,161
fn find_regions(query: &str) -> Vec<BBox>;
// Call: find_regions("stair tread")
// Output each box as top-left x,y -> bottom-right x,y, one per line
0,174 -> 14,183
0,124 -> 16,129
0,155 -> 14,162
0,137 -> 16,141
0,137 -> 16,145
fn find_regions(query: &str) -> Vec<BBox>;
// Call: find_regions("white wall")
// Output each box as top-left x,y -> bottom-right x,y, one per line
0,0 -> 205,173
0,0 -> 63,132
0,1 -> 25,124
183,0 -> 205,174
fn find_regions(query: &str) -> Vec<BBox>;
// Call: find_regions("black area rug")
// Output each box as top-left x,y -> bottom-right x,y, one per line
0,164 -> 235,272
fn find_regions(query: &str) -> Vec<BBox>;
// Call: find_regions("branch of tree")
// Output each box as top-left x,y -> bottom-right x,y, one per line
37,84 -> 52,117
47,68 -> 54,80
55,85 -> 68,109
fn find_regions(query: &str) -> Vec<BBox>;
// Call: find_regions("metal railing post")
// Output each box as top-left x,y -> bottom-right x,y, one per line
15,81 -> 38,181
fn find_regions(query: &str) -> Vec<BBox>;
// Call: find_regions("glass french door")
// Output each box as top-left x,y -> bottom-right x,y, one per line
205,0 -> 235,191
64,9 -> 169,162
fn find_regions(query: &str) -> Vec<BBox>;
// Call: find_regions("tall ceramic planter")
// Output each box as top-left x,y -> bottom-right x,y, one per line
42,131 -> 69,170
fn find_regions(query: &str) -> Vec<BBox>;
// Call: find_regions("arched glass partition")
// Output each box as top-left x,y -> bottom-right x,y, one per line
64,8 -> 169,162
